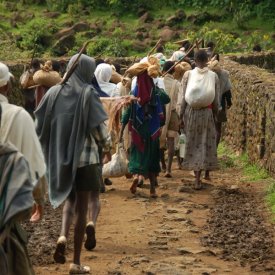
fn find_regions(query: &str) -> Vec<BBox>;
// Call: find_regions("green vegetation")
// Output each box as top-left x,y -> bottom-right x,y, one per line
0,0 -> 274,60
218,142 -> 270,181
266,183 -> 275,216
218,142 -> 275,216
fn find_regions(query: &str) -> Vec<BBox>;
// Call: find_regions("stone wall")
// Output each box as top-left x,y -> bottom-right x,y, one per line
223,57 -> 275,176
230,52 -> 275,73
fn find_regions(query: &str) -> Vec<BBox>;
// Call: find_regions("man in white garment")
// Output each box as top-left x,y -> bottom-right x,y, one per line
0,62 -> 47,222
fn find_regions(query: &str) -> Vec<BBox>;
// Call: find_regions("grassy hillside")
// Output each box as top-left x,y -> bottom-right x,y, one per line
0,2 -> 274,61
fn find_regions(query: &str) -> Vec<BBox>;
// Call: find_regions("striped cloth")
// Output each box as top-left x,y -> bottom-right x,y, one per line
78,122 -> 111,168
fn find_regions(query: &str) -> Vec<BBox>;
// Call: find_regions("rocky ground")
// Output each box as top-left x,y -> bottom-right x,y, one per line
23,160 -> 275,275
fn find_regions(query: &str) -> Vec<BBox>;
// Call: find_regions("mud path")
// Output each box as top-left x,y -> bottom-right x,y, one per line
24,161 -> 275,275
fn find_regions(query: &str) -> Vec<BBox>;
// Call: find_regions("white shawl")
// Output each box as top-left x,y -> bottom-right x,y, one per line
0,94 -> 46,182
95,63 -> 120,97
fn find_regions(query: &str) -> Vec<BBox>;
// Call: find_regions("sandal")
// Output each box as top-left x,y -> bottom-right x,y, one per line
69,263 -> 90,274
84,222 -> 96,251
130,178 -> 138,194
53,236 -> 67,264
193,180 -> 202,190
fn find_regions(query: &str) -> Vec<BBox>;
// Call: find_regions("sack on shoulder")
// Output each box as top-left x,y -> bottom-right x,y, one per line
20,70 -> 35,89
185,68 -> 216,109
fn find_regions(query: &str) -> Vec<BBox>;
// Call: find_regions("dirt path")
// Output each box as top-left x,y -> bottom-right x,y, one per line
28,161 -> 275,275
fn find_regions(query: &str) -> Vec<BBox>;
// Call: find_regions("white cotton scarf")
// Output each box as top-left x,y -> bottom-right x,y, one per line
0,94 -> 46,182
94,63 -> 120,97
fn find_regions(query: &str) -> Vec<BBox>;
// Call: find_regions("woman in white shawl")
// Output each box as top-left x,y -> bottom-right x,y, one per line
95,63 -> 120,97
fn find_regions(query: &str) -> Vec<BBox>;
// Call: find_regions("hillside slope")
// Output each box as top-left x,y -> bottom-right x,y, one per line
0,2 -> 274,61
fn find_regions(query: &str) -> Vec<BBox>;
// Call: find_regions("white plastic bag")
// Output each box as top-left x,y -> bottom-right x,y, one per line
102,144 -> 128,178
179,132 -> 186,158
185,68 -> 216,109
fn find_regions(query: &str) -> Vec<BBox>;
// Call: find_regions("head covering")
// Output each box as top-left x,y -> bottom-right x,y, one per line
94,63 -> 117,96
0,63 -> 13,88
35,54 -> 108,208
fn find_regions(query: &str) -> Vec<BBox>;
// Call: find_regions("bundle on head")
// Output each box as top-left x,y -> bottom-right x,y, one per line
208,60 -> 221,73
174,61 -> 192,81
33,60 -> 62,88
125,56 -> 161,78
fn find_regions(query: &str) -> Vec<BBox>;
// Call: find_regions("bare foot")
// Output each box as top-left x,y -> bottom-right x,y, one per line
130,178 -> 138,194
30,204 -> 43,222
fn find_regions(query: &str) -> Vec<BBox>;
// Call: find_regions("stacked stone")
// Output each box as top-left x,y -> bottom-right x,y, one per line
230,52 -> 275,73
223,57 -> 275,176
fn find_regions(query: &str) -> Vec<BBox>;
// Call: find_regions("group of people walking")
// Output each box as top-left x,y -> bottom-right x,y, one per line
0,40 -> 232,274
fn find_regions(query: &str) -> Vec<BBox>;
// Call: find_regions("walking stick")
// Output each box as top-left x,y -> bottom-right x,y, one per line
147,38 -> 163,57
162,39 -> 202,77
61,40 -> 93,85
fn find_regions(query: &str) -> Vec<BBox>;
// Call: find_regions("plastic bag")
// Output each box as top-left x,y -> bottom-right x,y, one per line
102,144 -> 128,178
179,132 -> 186,158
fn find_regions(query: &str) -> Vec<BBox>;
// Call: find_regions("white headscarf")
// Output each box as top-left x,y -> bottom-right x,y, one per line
94,63 -> 120,97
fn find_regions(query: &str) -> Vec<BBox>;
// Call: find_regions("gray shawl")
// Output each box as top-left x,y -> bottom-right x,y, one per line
218,69 -> 232,95
0,143 -> 34,275
35,54 -> 108,208
0,142 -> 33,228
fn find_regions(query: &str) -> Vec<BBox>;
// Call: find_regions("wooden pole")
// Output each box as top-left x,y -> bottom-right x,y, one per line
162,39 -> 202,77
147,38 -> 162,57
61,40 -> 93,85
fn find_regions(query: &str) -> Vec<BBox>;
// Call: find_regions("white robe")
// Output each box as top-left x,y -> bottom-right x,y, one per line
0,94 -> 46,182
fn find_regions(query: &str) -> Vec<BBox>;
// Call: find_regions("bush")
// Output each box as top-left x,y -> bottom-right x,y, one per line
187,26 -> 242,53
17,18 -> 57,53
87,37 -> 129,57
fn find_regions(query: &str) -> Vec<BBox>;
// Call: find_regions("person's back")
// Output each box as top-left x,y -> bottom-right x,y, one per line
0,105 -> 35,275
0,62 -> 46,222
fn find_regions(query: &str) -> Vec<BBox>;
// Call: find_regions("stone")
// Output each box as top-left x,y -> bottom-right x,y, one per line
52,33 -> 75,56
131,41 -> 148,52
139,12 -> 154,24
72,22 -> 90,32
43,11 -> 60,18
55,28 -> 75,40
160,26 -> 175,42
166,10 -> 186,27
167,208 -> 179,214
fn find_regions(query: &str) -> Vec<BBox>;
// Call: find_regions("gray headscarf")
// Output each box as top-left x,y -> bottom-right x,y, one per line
35,54 -> 108,208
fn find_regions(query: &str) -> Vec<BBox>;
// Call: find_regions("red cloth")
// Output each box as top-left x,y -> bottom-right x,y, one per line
35,86 -> 48,108
137,71 -> 153,106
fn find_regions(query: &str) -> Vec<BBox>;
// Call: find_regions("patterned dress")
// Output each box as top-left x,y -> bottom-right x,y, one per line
180,70 -> 220,171
121,89 -> 170,176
